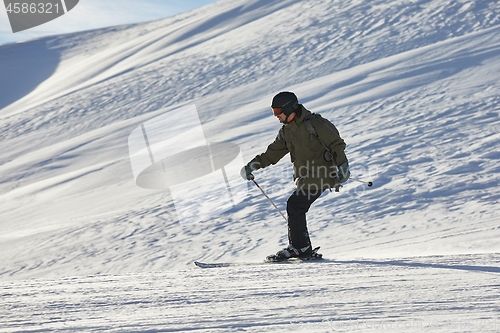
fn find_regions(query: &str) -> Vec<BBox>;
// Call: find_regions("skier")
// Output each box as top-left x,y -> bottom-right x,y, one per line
240,91 -> 350,261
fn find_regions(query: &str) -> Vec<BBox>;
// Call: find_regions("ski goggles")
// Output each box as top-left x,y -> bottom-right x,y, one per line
272,107 -> 283,116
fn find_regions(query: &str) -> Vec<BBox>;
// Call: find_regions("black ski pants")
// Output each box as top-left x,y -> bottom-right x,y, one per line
286,189 -> 324,250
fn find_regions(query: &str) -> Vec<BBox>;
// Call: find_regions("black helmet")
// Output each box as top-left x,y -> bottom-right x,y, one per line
271,91 -> 299,116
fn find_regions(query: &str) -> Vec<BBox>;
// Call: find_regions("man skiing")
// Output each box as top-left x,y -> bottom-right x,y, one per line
240,91 -> 350,261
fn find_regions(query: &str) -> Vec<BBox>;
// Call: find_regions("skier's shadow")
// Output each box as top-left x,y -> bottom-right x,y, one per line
331,259 -> 500,274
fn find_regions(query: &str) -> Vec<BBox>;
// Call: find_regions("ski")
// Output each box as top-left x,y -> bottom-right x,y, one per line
194,259 -> 326,268
194,248 -> 325,268
194,261 -> 264,268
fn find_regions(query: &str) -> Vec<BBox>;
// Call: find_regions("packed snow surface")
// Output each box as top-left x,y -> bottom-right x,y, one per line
0,0 -> 499,331
2,255 -> 499,332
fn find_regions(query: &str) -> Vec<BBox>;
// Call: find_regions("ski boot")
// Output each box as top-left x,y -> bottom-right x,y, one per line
266,245 -> 322,262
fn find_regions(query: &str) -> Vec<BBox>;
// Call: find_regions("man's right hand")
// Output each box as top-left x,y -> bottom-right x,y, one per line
240,162 -> 258,180
337,161 -> 350,183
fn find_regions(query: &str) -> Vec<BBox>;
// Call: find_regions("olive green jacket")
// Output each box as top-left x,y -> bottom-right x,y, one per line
251,106 -> 348,191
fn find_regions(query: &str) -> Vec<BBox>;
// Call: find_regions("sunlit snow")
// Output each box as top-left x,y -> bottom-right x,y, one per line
0,0 -> 499,331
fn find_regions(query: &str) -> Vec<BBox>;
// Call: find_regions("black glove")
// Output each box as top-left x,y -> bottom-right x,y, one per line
240,162 -> 259,181
337,161 -> 350,183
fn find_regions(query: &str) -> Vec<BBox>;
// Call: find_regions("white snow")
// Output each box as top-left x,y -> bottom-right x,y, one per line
0,0 -> 499,331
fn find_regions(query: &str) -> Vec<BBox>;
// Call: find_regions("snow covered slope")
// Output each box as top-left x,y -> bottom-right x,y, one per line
0,0 -> 499,284
1,254 -> 499,332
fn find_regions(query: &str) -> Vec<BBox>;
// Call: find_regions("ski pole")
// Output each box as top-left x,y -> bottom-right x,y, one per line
349,177 -> 373,187
251,179 -> 288,222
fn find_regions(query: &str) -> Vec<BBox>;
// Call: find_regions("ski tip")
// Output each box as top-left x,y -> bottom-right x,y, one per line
194,261 -> 233,268
194,261 -> 207,268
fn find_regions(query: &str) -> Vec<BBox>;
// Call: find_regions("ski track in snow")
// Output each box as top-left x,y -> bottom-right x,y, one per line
0,0 -> 500,331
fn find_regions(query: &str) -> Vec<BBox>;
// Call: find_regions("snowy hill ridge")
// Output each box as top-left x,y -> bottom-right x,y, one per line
0,0 -> 499,284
